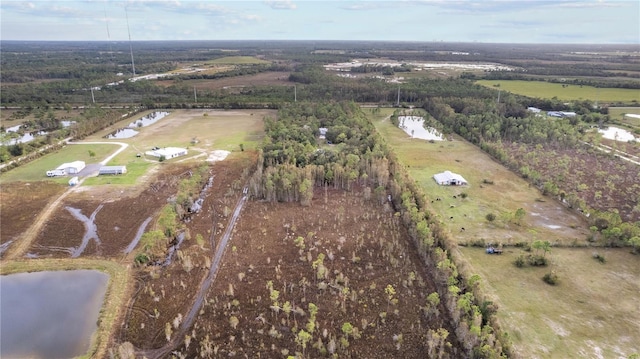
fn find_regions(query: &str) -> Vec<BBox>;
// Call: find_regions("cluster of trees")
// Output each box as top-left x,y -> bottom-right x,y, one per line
249,101 -> 510,357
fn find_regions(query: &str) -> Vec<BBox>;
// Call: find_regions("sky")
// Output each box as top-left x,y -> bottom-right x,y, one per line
1,0 -> 638,44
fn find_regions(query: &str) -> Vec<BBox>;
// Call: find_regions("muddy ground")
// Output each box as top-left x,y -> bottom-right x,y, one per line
3,153 -> 467,358
121,184 -> 466,358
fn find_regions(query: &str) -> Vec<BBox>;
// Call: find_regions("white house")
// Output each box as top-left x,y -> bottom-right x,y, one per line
433,171 -> 468,186
99,165 -> 127,175
145,147 -> 188,160
319,128 -> 328,139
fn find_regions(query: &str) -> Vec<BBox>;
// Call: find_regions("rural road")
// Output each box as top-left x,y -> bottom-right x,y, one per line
139,188 -> 248,359
2,141 -> 128,259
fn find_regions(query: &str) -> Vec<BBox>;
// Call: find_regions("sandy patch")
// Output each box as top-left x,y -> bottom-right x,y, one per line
206,150 -> 230,162
598,126 -> 637,142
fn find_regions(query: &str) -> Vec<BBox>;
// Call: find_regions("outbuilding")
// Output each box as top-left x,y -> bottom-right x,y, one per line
99,165 -> 127,175
433,171 -> 468,186
58,161 -> 86,174
145,147 -> 188,160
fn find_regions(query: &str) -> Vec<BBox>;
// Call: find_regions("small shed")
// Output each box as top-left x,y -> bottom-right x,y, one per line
68,176 -> 79,186
99,165 -> 127,175
319,128 -> 328,139
433,171 -> 468,186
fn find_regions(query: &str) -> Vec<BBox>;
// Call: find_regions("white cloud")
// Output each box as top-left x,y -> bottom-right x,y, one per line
264,0 -> 297,10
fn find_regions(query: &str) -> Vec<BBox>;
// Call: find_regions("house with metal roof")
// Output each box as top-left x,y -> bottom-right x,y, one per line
145,147 -> 188,160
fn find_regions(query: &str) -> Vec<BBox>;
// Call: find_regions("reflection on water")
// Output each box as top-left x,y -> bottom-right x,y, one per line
105,128 -> 139,139
128,111 -> 170,128
0,270 -> 109,359
398,116 -> 444,141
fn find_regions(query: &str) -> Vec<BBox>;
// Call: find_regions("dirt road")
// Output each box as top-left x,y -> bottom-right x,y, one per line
3,141 -> 128,259
139,188 -> 248,359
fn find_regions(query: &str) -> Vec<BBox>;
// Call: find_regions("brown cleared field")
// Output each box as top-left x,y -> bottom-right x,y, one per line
155,71 -> 292,90
371,107 -> 640,358
123,186 -> 466,358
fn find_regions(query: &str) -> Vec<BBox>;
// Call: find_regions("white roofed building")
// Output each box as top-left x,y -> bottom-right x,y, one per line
57,161 -> 86,174
433,171 -> 468,186
145,147 -> 188,160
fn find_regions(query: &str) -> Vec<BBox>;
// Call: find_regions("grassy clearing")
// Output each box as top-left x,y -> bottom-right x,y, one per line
82,160 -> 152,186
476,80 -> 640,103
205,56 -> 270,65
368,108 -> 639,358
0,143 -> 119,184
0,258 -> 131,359
460,247 -> 640,359
369,107 -> 588,246
608,107 -> 640,129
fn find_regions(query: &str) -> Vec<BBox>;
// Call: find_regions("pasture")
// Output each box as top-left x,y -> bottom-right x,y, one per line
1,109 -> 269,185
0,143 -> 118,184
476,80 -> 640,103
369,108 -> 639,358
608,107 -> 640,129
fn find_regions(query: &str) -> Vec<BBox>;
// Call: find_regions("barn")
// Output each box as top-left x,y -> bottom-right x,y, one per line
145,147 -> 188,159
58,161 -> 86,174
433,171 -> 468,186
99,165 -> 127,175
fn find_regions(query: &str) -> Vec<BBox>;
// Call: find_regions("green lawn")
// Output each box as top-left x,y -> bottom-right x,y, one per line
82,160 -> 152,186
369,107 -> 639,358
476,80 -> 640,103
0,143 -> 119,184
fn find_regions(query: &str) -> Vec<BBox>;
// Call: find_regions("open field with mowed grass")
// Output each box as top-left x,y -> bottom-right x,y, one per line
1,109 -> 270,185
462,247 -> 640,359
370,108 -> 589,246
608,107 -> 640,129
476,80 -> 640,103
0,143 -> 120,184
369,107 -> 639,358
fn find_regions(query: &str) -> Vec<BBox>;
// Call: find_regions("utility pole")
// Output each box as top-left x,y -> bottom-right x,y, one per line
194,86 -> 197,103
126,7 -> 136,77
294,85 -> 297,102
396,86 -> 400,106
91,87 -> 95,104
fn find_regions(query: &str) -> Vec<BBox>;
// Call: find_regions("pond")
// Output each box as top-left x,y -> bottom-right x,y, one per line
128,111 -> 170,128
0,270 -> 109,359
105,128 -> 139,139
398,116 -> 444,141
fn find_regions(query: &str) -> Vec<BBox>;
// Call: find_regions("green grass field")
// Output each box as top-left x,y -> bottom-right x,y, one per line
369,107 -> 640,358
608,107 -> 640,129
0,143 -> 119,184
476,80 -> 640,103
2,110 -> 269,185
